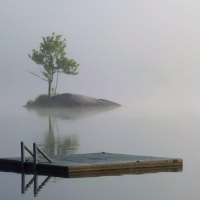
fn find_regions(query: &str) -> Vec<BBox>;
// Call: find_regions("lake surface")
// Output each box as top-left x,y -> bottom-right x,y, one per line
0,105 -> 199,199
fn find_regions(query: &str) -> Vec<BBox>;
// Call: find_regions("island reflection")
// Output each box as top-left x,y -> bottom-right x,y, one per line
39,115 -> 79,156
26,104 -> 120,120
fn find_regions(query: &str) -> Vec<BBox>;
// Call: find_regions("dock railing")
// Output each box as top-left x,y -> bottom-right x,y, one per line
21,142 -> 52,168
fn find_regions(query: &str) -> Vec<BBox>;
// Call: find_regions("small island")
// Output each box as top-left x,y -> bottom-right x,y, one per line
26,33 -> 120,114
25,93 -> 120,120
26,93 -> 121,108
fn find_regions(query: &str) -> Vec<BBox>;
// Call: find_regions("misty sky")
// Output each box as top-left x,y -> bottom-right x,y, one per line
1,0 -> 200,115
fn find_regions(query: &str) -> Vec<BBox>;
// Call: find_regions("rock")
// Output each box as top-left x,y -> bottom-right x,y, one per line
42,93 -> 120,108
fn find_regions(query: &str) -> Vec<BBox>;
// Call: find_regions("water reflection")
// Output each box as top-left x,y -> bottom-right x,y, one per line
19,164 -> 182,197
26,105 -> 119,156
21,172 -> 51,197
26,106 -> 119,120
40,116 -> 79,156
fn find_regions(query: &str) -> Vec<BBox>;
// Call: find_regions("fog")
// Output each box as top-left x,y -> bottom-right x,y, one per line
1,0 -> 200,116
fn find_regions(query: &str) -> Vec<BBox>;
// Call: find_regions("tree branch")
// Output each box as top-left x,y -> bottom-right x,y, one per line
28,71 -> 48,82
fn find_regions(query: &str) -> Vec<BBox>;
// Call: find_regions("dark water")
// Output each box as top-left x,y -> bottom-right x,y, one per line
0,105 -> 199,199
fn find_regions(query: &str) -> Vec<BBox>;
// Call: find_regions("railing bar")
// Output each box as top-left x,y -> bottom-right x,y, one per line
24,145 -> 34,157
36,145 -> 52,163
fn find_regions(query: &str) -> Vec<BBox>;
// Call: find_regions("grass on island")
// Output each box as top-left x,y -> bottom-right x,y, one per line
26,94 -> 49,107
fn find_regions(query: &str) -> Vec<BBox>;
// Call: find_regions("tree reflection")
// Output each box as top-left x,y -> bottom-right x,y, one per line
42,116 -> 79,156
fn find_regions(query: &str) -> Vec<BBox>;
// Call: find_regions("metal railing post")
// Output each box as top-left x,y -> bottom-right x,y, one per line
21,141 -> 25,167
33,143 -> 37,170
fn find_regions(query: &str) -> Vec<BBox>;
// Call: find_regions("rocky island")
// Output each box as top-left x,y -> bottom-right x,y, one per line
25,93 -> 121,119
26,93 -> 120,108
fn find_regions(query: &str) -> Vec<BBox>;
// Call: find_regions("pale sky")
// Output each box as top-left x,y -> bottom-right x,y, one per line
1,0 -> 200,115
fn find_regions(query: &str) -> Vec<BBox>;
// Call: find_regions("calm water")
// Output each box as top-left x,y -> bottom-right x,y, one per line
0,105 -> 199,199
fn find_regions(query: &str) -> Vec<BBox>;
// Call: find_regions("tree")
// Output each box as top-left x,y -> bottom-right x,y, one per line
29,33 -> 79,97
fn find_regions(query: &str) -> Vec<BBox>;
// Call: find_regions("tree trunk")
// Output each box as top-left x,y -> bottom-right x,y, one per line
55,71 -> 59,94
48,80 -> 52,97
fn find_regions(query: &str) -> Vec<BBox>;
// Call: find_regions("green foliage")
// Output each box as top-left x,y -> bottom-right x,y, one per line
29,33 -> 79,96
26,94 -> 49,107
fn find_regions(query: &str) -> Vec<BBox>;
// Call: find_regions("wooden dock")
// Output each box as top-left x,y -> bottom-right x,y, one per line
0,153 -> 182,178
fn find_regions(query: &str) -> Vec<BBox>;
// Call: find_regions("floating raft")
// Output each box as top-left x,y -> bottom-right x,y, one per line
0,153 -> 182,178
